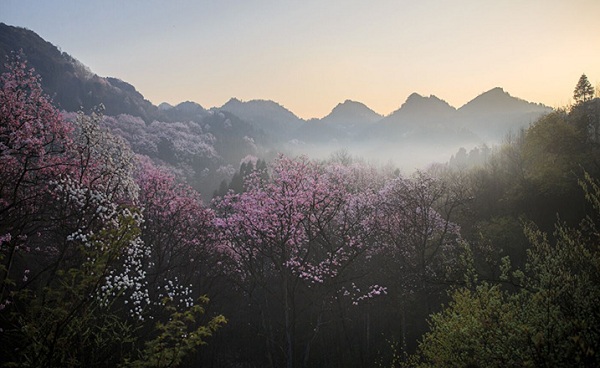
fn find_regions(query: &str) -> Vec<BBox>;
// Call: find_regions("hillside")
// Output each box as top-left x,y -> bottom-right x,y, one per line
0,23 -> 158,120
219,98 -> 304,139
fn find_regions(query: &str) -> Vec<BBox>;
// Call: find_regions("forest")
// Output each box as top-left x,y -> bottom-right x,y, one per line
1,53 -> 600,368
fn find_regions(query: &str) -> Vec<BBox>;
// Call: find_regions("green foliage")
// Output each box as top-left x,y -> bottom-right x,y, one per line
2,204 -> 226,368
462,96 -> 600,236
2,212 -> 142,367
411,174 -> 600,367
417,284 -> 529,367
122,296 -> 226,368
375,337 -> 410,368
522,110 -> 585,196
570,98 -> 600,146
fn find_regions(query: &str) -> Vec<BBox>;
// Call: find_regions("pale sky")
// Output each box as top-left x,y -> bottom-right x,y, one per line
1,0 -> 599,119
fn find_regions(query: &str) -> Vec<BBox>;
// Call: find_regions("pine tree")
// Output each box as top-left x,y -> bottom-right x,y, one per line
574,73 -> 595,104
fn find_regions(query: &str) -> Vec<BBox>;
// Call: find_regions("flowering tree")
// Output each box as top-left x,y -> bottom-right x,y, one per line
135,155 -> 217,305
213,156 -> 388,367
0,58 -> 148,364
0,57 -> 223,366
371,171 -> 463,354
0,54 -> 75,295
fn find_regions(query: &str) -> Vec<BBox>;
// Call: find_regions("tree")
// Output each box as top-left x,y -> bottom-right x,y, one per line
213,156 -> 387,367
0,57 -> 224,367
574,73 -> 595,105
412,172 -> 600,367
0,59 -> 148,364
0,55 -> 73,219
1,53 -> 76,310
522,110 -> 585,196
135,155 -> 217,299
372,172 -> 464,353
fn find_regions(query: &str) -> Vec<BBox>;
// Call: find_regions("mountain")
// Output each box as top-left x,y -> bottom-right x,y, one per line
321,100 -> 382,126
458,87 -> 552,140
368,93 -> 460,144
294,100 -> 382,143
458,87 -> 548,115
366,89 -> 551,143
384,93 -> 456,124
0,23 -> 158,120
1,21 -> 555,170
158,102 -> 174,111
158,101 -> 209,122
219,98 -> 304,139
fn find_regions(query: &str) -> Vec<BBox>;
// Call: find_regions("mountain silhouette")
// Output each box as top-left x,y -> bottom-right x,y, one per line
322,100 -> 382,126
386,93 -> 456,123
458,87 -> 549,115
1,21 -> 553,151
0,23 -> 158,121
368,93 -> 459,143
158,101 -> 209,122
219,98 -> 303,139
294,100 -> 382,143
457,87 -> 552,140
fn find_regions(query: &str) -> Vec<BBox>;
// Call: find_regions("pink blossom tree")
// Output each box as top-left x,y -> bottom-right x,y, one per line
0,57 -> 224,366
213,155 -> 387,367
135,155 -> 217,307
0,54 -> 76,302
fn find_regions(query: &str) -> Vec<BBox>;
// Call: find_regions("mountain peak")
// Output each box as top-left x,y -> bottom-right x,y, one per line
459,87 -> 550,115
157,100 -> 208,122
175,101 -> 205,112
222,97 -> 242,107
158,102 -> 173,111
322,100 -> 382,125
476,87 -> 509,100
221,98 -> 296,116
406,92 -> 424,101
390,93 -> 456,118
219,97 -> 302,138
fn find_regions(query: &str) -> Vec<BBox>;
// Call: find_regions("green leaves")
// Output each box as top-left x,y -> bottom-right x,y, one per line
122,296 -> 226,368
417,284 -> 529,367
413,174 -> 600,367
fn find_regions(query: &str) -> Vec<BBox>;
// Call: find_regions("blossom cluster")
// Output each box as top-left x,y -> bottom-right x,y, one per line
213,155 -> 463,310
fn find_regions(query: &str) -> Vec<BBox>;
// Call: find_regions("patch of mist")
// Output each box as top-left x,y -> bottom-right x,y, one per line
282,139 -> 481,175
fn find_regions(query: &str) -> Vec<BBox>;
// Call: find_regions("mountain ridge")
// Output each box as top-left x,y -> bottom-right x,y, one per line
1,22 -> 552,147
0,23 -> 159,121
1,23 -> 552,126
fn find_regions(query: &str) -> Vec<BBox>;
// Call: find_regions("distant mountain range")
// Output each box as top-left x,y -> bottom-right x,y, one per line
1,22 -> 553,172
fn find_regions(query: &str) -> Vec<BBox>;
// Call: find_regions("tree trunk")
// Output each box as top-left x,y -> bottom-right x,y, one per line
260,295 -> 275,368
284,275 -> 294,368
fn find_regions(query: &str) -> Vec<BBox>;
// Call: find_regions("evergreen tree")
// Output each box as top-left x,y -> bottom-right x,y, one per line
574,73 -> 595,104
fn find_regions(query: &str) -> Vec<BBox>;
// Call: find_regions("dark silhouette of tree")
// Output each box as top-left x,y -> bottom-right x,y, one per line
574,74 -> 595,104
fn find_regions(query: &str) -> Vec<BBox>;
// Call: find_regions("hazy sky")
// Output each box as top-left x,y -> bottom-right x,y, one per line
1,0 -> 599,119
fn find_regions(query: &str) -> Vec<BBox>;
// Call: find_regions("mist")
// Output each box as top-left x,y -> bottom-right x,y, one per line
5,19 -> 600,368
